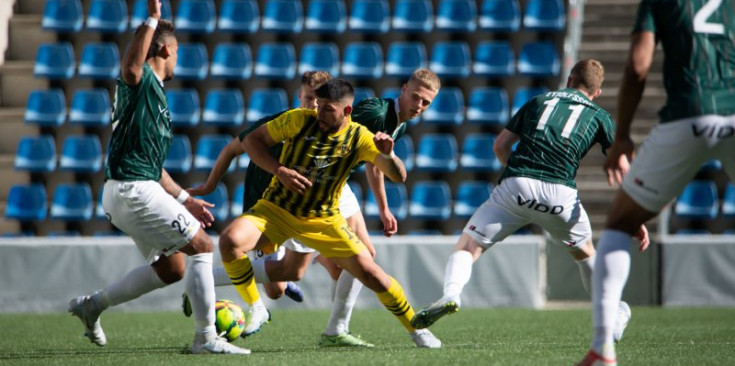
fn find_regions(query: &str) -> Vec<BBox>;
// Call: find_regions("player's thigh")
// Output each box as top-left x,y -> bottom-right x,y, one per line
220,215 -> 275,262
328,250 -> 389,292
538,189 -> 592,250
345,211 -> 376,257
297,216 -> 368,258
463,185 -> 528,248
317,255 -> 343,281
103,180 -> 199,264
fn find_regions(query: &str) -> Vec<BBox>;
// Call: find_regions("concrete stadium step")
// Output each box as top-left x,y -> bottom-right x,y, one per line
0,61 -> 48,108
0,108 -> 36,154
17,0 -> 46,15
7,15 -> 56,62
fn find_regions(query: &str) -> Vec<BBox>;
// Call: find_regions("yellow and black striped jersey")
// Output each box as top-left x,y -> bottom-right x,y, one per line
262,108 -> 380,217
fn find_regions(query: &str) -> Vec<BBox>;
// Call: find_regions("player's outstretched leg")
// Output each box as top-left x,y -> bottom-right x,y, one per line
374,275 -> 441,348
410,298 -> 459,330
68,295 -> 107,346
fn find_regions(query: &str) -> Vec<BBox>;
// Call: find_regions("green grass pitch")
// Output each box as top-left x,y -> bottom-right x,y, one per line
1,307 -> 733,365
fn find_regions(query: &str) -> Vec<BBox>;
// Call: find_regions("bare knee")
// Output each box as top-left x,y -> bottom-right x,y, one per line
152,262 -> 185,284
264,282 -> 285,300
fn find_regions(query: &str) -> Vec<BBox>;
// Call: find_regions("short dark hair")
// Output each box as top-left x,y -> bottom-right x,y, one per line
134,20 -> 176,60
314,78 -> 354,102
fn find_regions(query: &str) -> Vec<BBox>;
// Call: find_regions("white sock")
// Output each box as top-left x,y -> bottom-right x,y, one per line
251,255 -> 270,283
330,279 -> 337,302
95,264 -> 166,309
591,230 -> 631,359
443,250 -> 474,307
186,253 -> 217,340
212,266 -> 233,287
576,254 -> 595,295
324,271 -> 363,335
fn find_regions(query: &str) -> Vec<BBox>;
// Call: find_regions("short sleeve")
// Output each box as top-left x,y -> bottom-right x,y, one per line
238,111 -> 286,142
632,0 -> 655,34
597,113 -> 616,154
505,102 -> 528,134
351,98 -> 386,133
355,125 -> 380,163
265,109 -> 308,142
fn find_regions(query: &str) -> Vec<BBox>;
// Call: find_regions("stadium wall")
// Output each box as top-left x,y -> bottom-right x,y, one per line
0,235 -> 546,313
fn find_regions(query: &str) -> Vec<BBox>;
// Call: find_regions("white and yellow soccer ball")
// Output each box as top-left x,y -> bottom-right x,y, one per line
214,300 -> 246,342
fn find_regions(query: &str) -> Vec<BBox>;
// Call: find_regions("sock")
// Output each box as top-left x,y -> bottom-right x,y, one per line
212,266 -> 233,287
186,253 -> 217,340
324,271 -> 363,335
375,276 -> 415,332
443,250 -> 474,306
251,255 -> 270,283
330,279 -> 337,302
95,264 -> 166,309
576,254 -> 595,295
591,230 -> 631,359
223,255 -> 261,305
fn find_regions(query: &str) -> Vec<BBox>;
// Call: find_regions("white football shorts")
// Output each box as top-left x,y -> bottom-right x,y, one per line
622,114 -> 735,212
463,177 -> 592,249
103,180 -> 200,264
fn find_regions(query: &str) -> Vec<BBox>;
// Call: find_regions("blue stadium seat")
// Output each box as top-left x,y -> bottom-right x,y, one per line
523,0 -> 565,32
354,88 -> 375,106
394,135 -> 414,171
674,229 -> 712,235
421,87 -> 464,125
194,135 -> 235,172
392,0 -> 433,32
211,43 -> 252,80
342,42 -> 383,79
47,230 -> 82,237
306,0 -> 347,33
454,181 -> 492,218
175,0 -> 216,33
34,43 -> 75,79
299,42 -> 340,76
461,133 -> 502,172
166,89 -> 200,128
479,0 -> 520,32
415,134 -> 458,172
674,180 -> 719,219
467,87 -> 509,125
262,0 -> 304,33
349,0 -> 390,33
59,135 -> 103,173
722,183 -> 735,217
231,183 -> 245,217
69,89 -> 111,126
164,135 -> 192,173
194,183 -> 229,221
430,42 -> 471,78
95,186 -> 106,219
174,43 -> 208,80
247,88 -> 288,123
130,0 -> 172,27
218,0 -> 259,33
385,42 -> 427,78
255,43 -> 297,79
25,89 -> 66,127
15,135 -> 56,172
6,184 -> 48,221
202,89 -> 245,127
347,181 -> 363,211
435,0 -> 476,32
42,0 -> 83,32
517,42 -> 560,77
86,0 -> 128,33
408,230 -> 443,236
78,43 -> 120,80
512,87 -> 549,115
474,41 -> 514,77
409,181 -> 452,220
51,183 -> 93,221
365,182 -> 408,220
699,159 -> 722,173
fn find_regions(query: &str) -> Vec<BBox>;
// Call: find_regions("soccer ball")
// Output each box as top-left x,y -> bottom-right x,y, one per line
214,300 -> 246,342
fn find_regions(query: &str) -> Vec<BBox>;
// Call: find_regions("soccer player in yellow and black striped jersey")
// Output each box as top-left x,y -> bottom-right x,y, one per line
219,79 -> 437,346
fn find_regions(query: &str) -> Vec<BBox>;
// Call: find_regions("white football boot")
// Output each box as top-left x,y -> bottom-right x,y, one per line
68,296 -> 107,346
410,329 -> 442,348
242,305 -> 270,337
613,301 -> 631,343
191,336 -> 251,355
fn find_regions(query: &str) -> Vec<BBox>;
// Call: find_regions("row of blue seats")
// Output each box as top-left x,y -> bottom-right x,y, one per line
25,86 -> 549,127
4,180 -> 495,222
33,40 -> 560,80
14,132 -> 506,174
675,180 -> 735,220
43,0 -> 564,34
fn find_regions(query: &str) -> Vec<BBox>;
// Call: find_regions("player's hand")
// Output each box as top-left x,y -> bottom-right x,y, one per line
183,197 -> 215,227
275,166 -> 312,194
378,208 -> 397,237
148,0 -> 162,20
187,182 -> 214,197
633,224 -> 650,252
373,132 -> 395,156
604,137 -> 636,187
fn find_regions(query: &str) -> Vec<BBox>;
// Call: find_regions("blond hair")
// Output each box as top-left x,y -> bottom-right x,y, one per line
408,68 -> 441,92
569,59 -> 605,94
300,71 -> 332,89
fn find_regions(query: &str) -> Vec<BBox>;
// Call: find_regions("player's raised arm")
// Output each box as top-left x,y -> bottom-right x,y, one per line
371,132 -> 407,183
366,162 -> 397,236
493,129 -> 520,166
188,139 -> 245,196
121,0 -> 161,85
244,123 -> 312,194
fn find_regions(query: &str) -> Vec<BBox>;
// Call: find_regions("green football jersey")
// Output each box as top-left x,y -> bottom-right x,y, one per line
634,0 -> 735,122
106,63 -> 172,181
500,88 -> 616,188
